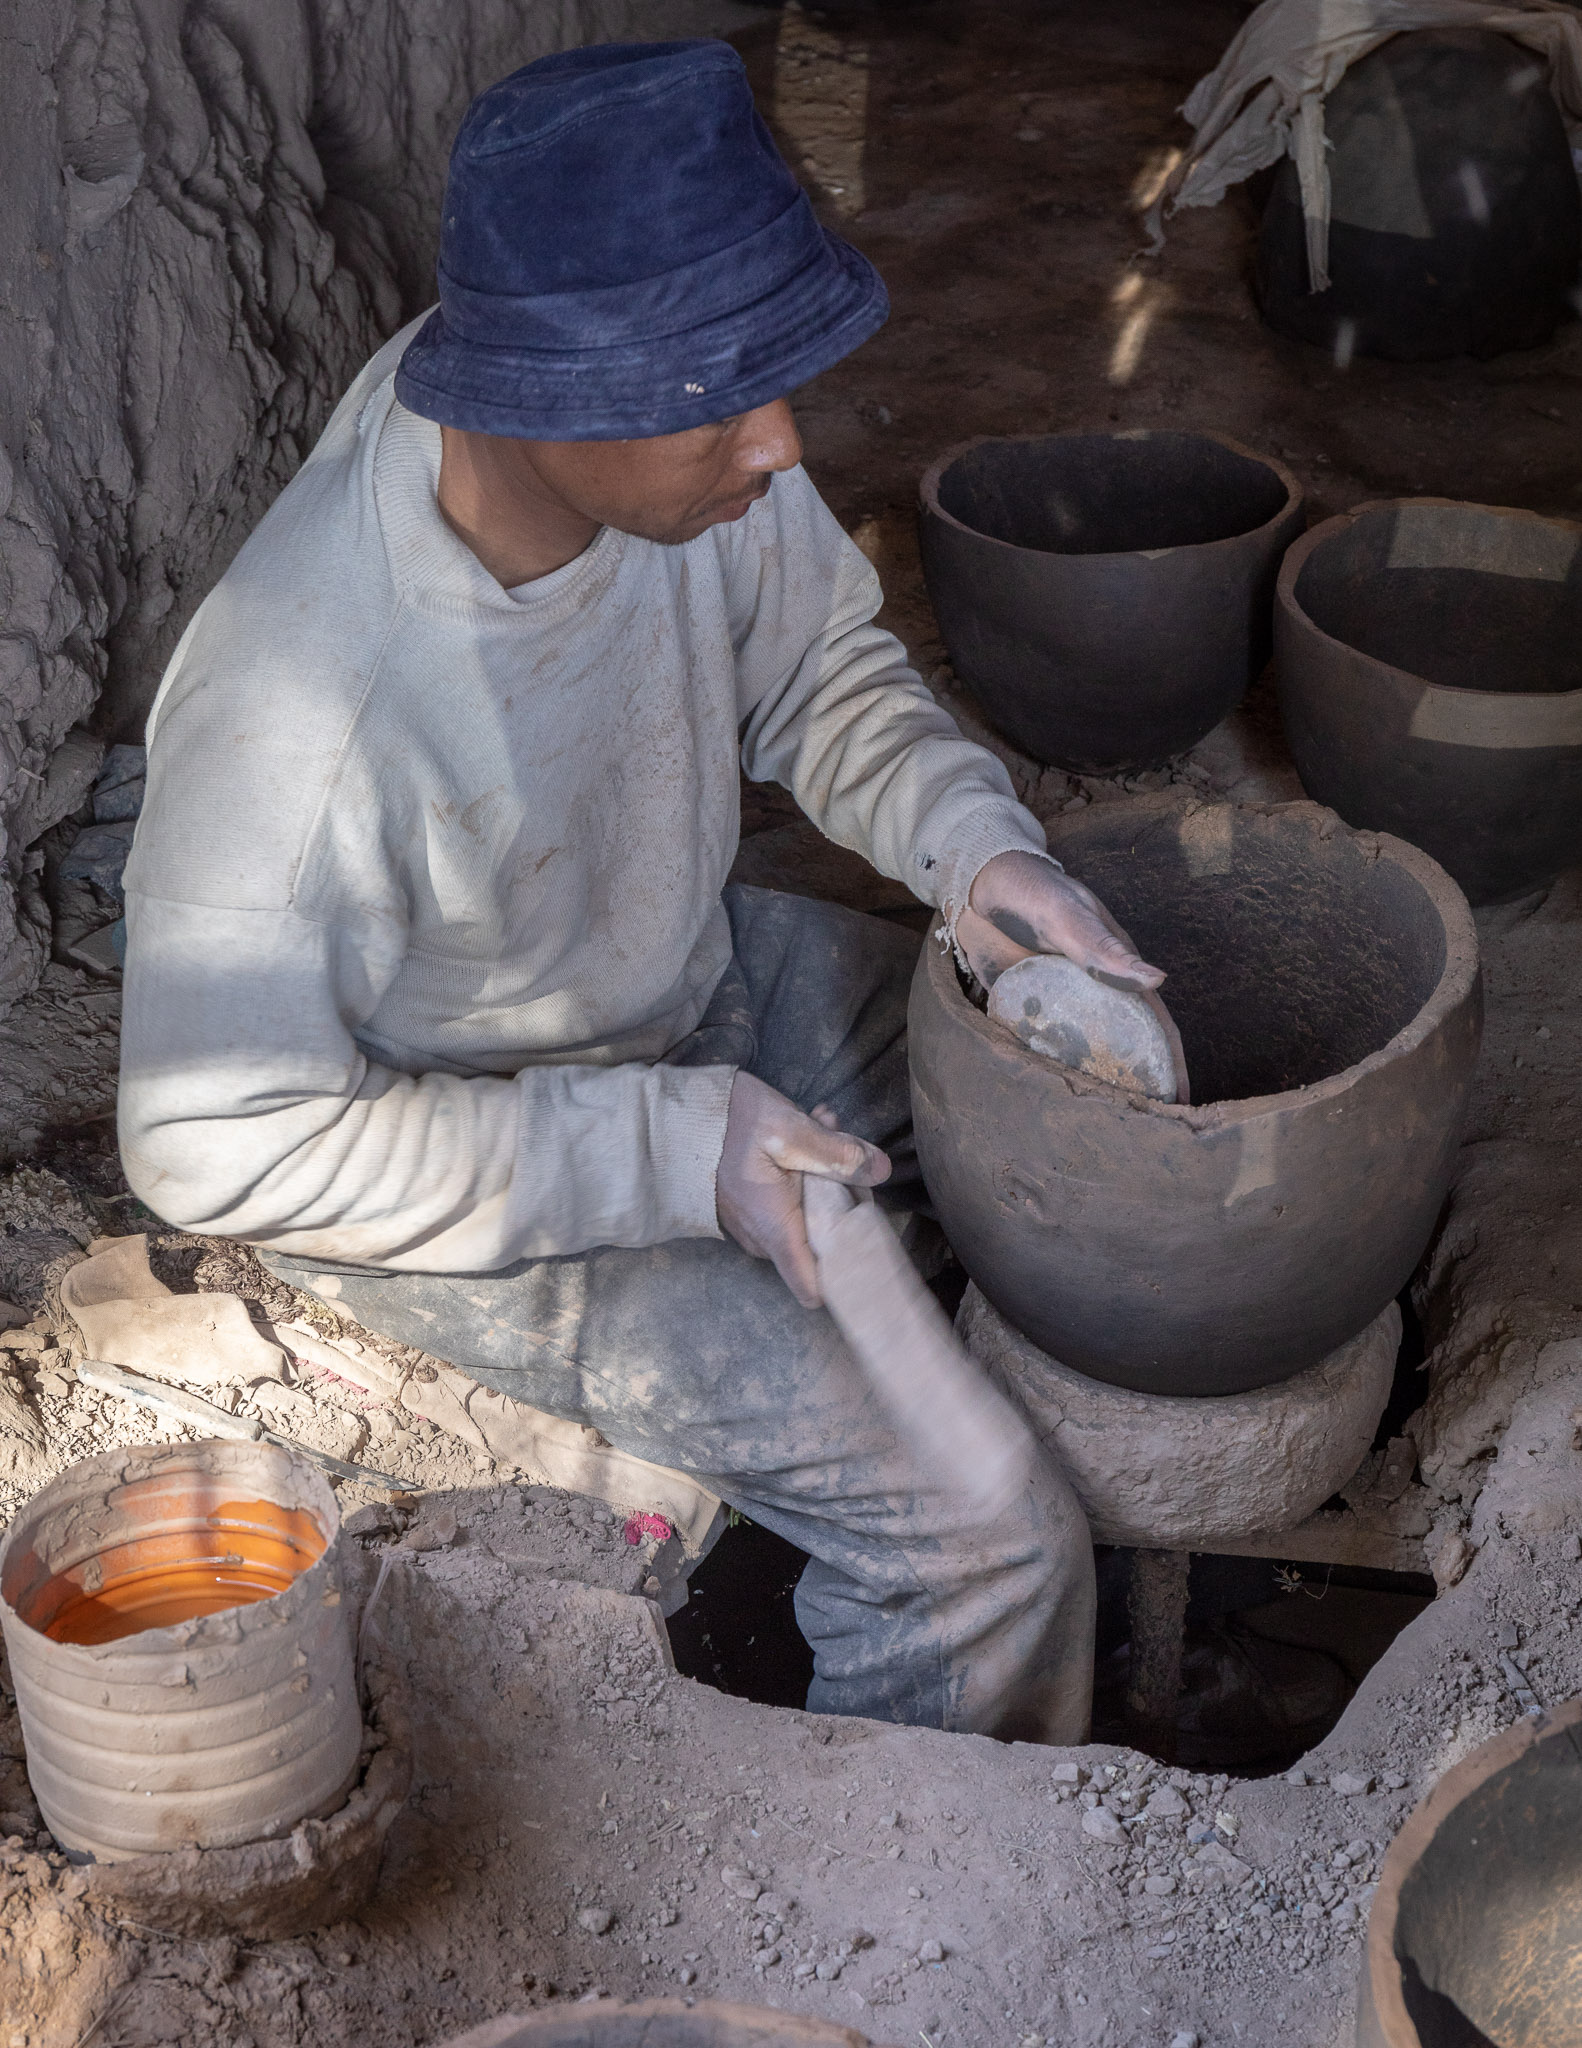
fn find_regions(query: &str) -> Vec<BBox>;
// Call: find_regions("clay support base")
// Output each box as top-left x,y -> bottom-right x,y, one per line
959,1286 -> 1399,1551
1124,1548 -> 1191,1761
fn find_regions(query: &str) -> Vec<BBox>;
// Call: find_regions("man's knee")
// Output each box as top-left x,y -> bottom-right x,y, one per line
964,1445 -> 1094,1648
979,1445 -> 1096,1744
1023,1444 -> 1095,1588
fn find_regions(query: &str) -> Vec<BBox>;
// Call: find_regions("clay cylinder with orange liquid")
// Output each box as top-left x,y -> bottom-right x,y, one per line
0,1438 -> 361,1861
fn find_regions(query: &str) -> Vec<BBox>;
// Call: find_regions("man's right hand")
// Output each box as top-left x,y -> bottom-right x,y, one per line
716,1071 -> 890,1309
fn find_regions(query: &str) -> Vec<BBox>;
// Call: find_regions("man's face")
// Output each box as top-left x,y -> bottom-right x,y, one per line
501,399 -> 803,546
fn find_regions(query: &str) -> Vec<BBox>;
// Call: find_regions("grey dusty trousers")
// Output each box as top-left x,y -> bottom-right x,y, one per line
263,885 -> 1095,1740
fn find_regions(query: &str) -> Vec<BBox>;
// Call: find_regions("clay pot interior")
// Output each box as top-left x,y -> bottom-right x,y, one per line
1293,504 -> 1582,696
1276,500 -> 1582,906
1366,1705 -> 1582,2046
1030,814 -> 1446,1107
933,432 -> 1292,557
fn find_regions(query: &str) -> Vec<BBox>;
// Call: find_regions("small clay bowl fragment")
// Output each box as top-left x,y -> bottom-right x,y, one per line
1277,497 -> 1582,905
920,429 -> 1304,774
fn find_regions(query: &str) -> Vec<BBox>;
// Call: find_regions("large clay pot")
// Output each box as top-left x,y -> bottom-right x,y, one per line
919,431 -> 1303,774
1278,498 -> 1582,905
908,798 -> 1481,1396
1356,1698 -> 1582,2046
1257,30 -> 1582,363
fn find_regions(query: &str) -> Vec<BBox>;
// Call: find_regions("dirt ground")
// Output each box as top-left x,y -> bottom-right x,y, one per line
3,1 -> 1582,2043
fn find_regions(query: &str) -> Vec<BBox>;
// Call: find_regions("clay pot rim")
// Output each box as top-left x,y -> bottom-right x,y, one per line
929,795 -> 1479,1133
919,426 -> 1303,564
0,1435 -> 343,1664
1361,1694 -> 1582,2048
1277,495 -> 1582,712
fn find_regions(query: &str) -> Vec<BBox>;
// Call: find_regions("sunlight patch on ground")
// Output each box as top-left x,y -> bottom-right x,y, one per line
1108,270 -> 1172,385
773,0 -> 870,218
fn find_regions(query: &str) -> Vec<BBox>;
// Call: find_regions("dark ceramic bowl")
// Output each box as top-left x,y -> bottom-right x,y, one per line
909,797 -> 1481,1396
1357,1698 -> 1582,2047
1277,498 -> 1582,905
919,430 -> 1303,774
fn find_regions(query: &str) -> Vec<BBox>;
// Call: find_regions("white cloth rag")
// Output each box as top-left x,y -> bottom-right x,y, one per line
1144,0 -> 1582,290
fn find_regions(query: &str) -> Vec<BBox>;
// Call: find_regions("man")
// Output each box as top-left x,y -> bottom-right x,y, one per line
119,41 -> 1161,1740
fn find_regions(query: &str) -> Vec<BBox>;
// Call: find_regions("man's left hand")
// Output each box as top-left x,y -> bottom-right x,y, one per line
956,849 -> 1164,991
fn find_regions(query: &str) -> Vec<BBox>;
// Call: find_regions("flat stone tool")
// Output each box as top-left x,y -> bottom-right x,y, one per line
987,951 -> 1189,1102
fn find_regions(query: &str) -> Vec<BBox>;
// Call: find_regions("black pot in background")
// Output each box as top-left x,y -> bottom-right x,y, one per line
1277,499 -> 1582,906
1257,29 -> 1582,364
919,430 -> 1303,776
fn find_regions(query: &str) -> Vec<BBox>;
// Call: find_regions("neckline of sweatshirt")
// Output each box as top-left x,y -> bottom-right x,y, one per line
370,392 -> 629,629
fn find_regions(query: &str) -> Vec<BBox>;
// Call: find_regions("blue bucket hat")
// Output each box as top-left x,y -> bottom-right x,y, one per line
394,40 -> 889,441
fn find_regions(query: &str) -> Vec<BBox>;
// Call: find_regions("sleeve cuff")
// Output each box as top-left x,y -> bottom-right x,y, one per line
648,1061 -> 737,1241
928,801 -> 1060,943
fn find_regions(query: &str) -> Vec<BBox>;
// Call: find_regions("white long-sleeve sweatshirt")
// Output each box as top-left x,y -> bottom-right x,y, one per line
117,322 -> 1049,1272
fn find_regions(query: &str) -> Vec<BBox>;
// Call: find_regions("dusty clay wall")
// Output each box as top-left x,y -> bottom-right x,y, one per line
0,0 -> 749,1015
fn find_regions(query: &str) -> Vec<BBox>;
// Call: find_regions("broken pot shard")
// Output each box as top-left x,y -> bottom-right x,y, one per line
909,797 -> 1482,1396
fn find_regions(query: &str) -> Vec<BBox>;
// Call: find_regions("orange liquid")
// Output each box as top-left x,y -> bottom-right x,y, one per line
28,1498 -> 327,1646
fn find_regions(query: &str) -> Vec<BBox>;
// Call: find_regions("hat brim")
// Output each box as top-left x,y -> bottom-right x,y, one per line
393,230 -> 888,440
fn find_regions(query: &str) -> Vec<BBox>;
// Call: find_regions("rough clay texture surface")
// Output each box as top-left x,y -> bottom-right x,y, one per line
961,1287 -> 1400,1548
2,0 -> 1582,2044
0,0 -> 750,1018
